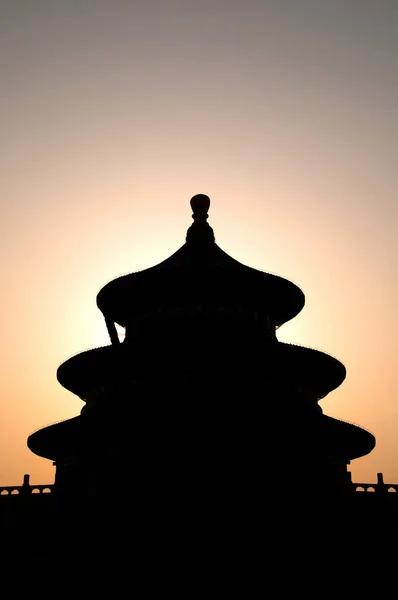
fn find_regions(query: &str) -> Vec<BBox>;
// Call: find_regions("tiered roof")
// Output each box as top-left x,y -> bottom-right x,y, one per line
28,194 -> 375,463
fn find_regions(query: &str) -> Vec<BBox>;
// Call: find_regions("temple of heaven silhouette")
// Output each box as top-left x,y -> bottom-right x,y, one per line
27,194 -> 375,540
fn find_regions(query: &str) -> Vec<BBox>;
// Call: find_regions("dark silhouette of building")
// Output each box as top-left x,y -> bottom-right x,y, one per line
1,195 -> 397,585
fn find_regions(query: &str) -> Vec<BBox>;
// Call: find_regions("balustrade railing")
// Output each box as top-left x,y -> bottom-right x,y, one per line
0,475 -> 54,497
1,473 -> 397,499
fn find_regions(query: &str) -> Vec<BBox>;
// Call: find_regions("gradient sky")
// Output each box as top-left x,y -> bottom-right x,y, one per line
1,0 -> 397,485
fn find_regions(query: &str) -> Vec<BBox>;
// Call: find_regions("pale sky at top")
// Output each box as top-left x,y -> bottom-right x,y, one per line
0,0 -> 397,485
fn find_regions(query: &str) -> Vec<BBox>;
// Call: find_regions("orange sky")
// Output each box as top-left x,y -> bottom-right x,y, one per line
1,1 -> 397,485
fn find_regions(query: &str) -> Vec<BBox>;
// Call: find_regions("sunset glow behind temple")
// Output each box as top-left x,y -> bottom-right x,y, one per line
0,1 -> 397,485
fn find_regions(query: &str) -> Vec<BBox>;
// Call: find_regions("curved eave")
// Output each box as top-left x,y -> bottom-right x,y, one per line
275,343 -> 346,397
28,417 -> 83,461
319,415 -> 376,460
57,345 -> 128,399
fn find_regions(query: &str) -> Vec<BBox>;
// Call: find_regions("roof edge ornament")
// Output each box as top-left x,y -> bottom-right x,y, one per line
186,194 -> 215,244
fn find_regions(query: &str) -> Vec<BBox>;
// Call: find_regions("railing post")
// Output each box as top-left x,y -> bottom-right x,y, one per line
21,473 -> 31,497
376,472 -> 387,494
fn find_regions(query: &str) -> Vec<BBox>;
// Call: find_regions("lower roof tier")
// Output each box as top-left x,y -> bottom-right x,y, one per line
57,339 -> 346,402
27,409 -> 375,463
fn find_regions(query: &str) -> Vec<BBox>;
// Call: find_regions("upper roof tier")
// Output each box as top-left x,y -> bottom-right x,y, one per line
96,195 -> 305,328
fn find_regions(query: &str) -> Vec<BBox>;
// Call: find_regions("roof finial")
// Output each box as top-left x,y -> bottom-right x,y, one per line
190,194 -> 210,222
186,194 -> 214,243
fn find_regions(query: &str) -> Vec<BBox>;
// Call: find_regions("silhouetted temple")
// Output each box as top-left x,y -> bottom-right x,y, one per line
2,195 -> 397,585
28,194 -> 376,491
